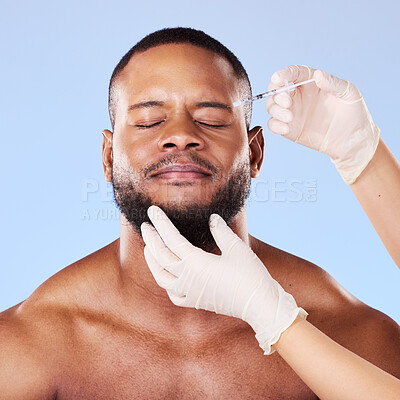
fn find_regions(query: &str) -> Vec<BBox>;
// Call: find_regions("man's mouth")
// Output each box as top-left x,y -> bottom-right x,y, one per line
150,163 -> 212,180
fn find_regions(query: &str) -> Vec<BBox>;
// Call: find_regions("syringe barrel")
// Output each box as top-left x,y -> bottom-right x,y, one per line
284,80 -> 296,92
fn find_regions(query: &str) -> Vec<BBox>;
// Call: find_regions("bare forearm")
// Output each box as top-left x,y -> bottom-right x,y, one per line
273,317 -> 400,400
350,137 -> 400,268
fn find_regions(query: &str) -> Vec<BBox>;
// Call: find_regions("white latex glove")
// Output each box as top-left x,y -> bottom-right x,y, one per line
265,65 -> 380,184
140,205 -> 308,355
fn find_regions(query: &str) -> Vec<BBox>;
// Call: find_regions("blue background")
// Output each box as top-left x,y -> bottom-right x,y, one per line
1,0 -> 399,323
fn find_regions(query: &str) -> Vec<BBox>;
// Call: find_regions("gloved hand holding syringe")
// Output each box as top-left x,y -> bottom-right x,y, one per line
235,65 -> 380,185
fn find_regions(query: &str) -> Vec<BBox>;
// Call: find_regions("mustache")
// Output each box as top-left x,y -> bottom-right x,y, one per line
142,152 -> 219,178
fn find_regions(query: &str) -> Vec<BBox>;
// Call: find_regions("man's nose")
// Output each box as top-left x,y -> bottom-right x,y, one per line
157,117 -> 205,151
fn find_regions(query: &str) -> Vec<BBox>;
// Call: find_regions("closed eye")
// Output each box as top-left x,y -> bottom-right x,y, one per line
135,121 -> 164,129
197,121 -> 229,128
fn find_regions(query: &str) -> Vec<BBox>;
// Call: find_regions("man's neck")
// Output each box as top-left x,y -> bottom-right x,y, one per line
116,209 -> 251,340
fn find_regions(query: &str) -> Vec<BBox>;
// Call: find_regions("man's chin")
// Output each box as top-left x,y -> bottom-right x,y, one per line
146,181 -> 219,205
153,199 -> 213,214
158,206 -> 219,252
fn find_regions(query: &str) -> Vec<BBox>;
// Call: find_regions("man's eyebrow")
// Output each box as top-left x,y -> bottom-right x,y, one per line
195,101 -> 232,112
127,100 -> 233,112
127,101 -> 165,111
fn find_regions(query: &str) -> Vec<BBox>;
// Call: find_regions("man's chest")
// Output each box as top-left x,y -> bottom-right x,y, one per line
55,330 -> 317,399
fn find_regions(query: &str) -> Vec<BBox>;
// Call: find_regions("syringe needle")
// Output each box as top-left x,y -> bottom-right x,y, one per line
233,78 -> 316,107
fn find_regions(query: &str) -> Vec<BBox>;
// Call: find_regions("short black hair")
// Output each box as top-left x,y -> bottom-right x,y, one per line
108,27 -> 252,130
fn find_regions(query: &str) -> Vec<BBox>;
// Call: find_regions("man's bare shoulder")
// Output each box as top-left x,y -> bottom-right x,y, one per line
250,235 -> 358,309
2,238 -> 122,337
251,235 -> 400,378
20,238 -> 120,311
0,239 -> 121,398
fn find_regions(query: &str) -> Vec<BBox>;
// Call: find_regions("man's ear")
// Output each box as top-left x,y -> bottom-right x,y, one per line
102,129 -> 113,182
248,126 -> 264,178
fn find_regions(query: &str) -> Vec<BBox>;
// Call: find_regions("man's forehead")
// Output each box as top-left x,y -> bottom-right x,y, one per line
116,43 -> 239,95
124,43 -> 234,71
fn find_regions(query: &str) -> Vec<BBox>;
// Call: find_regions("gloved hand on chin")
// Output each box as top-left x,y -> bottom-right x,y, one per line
141,205 -> 307,355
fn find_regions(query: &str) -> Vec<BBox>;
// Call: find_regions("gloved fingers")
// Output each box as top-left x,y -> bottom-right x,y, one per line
313,70 -> 362,103
267,117 -> 289,135
265,94 -> 292,114
266,103 -> 293,123
166,289 -> 188,307
273,91 -> 292,108
171,278 -> 186,297
267,80 -> 279,92
143,245 -> 177,289
265,97 -> 275,113
271,65 -> 314,85
209,214 -> 243,254
147,205 -> 195,259
141,222 -> 182,269
144,245 -> 188,307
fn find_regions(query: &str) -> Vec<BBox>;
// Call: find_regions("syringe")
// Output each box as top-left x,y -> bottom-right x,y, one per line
233,78 -> 316,107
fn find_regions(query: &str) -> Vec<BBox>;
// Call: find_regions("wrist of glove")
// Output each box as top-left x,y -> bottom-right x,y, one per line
247,280 -> 308,355
266,65 -> 380,184
141,205 -> 307,355
327,94 -> 380,184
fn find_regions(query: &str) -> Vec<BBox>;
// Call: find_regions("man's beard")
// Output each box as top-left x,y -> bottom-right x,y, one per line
112,152 -> 251,252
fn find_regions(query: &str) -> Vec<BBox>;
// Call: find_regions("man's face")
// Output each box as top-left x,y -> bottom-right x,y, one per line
103,44 -> 263,250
